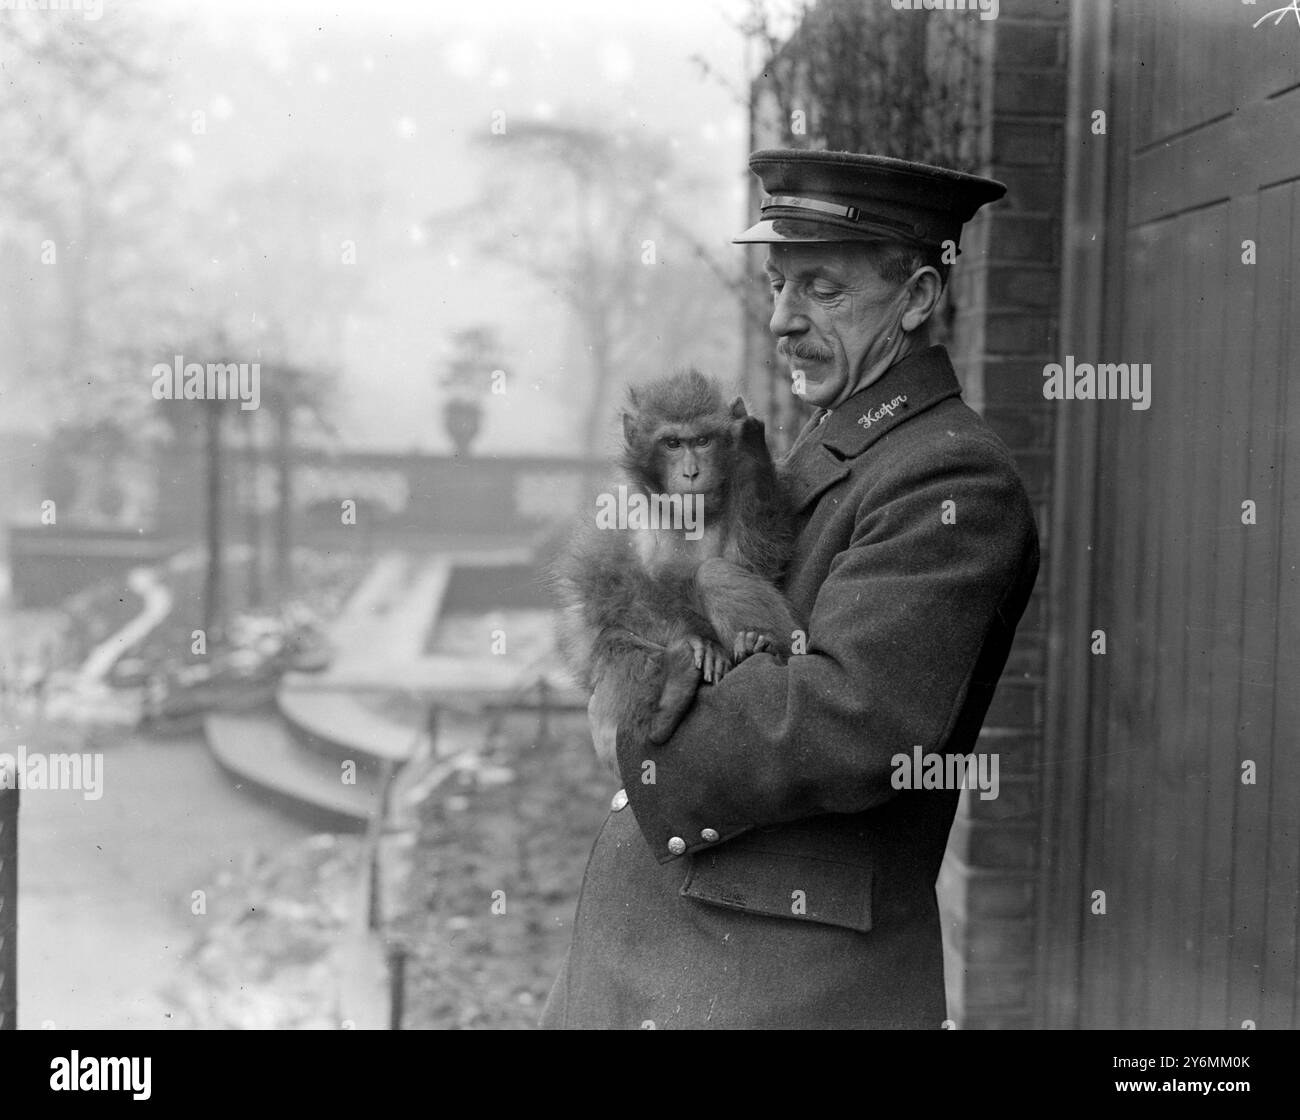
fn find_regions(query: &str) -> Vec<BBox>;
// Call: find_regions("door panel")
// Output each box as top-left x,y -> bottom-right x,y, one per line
1074,0 -> 1300,1028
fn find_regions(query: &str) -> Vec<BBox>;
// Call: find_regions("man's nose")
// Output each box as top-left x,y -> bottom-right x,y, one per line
769,285 -> 807,338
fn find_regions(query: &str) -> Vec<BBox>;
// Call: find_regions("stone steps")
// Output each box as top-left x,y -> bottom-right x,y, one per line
204,709 -> 382,831
203,546 -> 576,827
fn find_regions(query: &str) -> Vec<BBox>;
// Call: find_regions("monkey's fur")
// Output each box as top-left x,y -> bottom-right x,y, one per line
553,369 -> 801,753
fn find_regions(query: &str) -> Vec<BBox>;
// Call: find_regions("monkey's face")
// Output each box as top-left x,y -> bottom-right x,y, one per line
653,425 -> 731,497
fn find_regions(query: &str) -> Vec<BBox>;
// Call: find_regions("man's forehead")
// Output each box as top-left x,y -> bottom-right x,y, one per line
764,241 -> 876,275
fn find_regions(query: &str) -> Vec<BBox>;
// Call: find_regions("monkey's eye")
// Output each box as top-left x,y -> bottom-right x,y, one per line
696,436 -> 711,448
663,437 -> 681,450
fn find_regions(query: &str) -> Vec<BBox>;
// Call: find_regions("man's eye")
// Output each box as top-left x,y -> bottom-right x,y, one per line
812,285 -> 840,299
768,280 -> 784,294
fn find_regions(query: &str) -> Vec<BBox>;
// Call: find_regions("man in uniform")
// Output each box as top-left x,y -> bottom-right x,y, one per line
542,149 -> 1040,1030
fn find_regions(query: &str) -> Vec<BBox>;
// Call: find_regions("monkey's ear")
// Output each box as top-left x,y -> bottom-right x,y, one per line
621,411 -> 637,444
729,396 -> 749,419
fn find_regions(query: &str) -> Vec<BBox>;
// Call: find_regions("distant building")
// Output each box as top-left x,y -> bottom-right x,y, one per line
7,441 -> 600,608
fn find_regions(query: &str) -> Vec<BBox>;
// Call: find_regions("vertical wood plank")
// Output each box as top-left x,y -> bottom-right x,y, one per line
1039,0 -> 1121,1030
1143,210 -> 1192,1028
1226,181 -> 1290,1028
1259,182 -> 1300,1029
1174,204 -> 1225,1028
1126,223 -> 1167,1029
1130,0 -> 1158,152
1077,223 -> 1149,1028
1197,193 -> 1257,1030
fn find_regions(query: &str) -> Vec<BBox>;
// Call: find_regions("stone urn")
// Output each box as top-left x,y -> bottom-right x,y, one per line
442,397 -> 483,457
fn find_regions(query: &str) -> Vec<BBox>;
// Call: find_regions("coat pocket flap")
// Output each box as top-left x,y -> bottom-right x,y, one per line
679,846 -> 873,933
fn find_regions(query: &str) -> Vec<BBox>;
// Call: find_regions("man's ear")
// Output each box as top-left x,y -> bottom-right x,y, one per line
900,266 -> 944,333
728,396 -> 749,419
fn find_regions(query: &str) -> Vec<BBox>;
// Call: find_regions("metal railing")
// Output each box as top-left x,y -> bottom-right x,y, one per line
365,674 -> 586,1028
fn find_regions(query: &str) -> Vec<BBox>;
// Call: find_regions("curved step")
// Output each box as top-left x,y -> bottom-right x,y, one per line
205,709 -> 382,830
274,554 -> 450,766
277,687 -> 426,766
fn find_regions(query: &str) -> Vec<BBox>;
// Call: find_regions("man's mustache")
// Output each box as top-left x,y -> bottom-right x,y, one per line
779,340 -> 834,364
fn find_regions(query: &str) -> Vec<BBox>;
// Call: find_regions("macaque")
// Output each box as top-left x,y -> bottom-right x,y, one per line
553,369 -> 801,751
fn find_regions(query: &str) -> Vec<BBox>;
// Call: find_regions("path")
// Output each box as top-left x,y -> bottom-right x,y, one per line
17,731 -> 311,1029
77,567 -> 173,686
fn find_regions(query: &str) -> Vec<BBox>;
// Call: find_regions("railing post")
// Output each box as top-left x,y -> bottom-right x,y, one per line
537,677 -> 550,748
0,757 -> 17,1030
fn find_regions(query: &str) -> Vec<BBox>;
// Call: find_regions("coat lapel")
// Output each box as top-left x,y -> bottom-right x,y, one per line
783,437 -> 850,514
778,346 -> 964,515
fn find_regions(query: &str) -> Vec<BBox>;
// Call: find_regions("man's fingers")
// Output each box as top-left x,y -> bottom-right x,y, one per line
704,644 -> 728,683
712,647 -> 732,681
732,631 -> 773,661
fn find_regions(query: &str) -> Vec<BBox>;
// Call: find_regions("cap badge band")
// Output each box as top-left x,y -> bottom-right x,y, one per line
760,194 -> 927,242
764,195 -> 863,222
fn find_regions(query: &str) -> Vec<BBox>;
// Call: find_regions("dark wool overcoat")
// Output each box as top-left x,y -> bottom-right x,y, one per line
541,345 -> 1040,1030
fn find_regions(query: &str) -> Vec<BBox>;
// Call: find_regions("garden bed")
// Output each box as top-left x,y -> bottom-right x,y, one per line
394,715 -> 611,1029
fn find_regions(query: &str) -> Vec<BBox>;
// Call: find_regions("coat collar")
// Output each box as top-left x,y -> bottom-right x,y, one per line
780,345 -> 963,513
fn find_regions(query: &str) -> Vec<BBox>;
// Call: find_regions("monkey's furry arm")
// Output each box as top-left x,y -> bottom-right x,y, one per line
551,518 -> 710,686
614,434 -> 1039,863
726,415 -> 795,582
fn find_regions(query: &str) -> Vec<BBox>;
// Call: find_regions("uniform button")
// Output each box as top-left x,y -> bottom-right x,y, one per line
610,789 -> 628,812
667,836 -> 687,856
700,828 -> 719,843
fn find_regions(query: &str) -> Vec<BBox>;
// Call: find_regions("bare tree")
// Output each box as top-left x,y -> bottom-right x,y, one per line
428,121 -> 741,455
0,8 -> 192,425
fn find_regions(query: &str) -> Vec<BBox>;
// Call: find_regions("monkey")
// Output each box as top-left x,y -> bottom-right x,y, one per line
552,368 -> 801,754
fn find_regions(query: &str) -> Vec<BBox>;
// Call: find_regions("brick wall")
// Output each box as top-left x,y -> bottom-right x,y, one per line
938,0 -> 1067,1030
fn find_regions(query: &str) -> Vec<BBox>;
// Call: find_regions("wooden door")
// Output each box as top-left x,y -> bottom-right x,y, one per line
1050,0 -> 1300,1029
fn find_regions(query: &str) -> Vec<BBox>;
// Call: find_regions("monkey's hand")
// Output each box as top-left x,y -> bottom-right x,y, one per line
685,634 -> 732,684
732,630 -> 776,664
647,636 -> 705,744
734,414 -> 769,456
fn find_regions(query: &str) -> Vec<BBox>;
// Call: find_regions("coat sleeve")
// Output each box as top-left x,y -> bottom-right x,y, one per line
615,433 -> 1039,864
